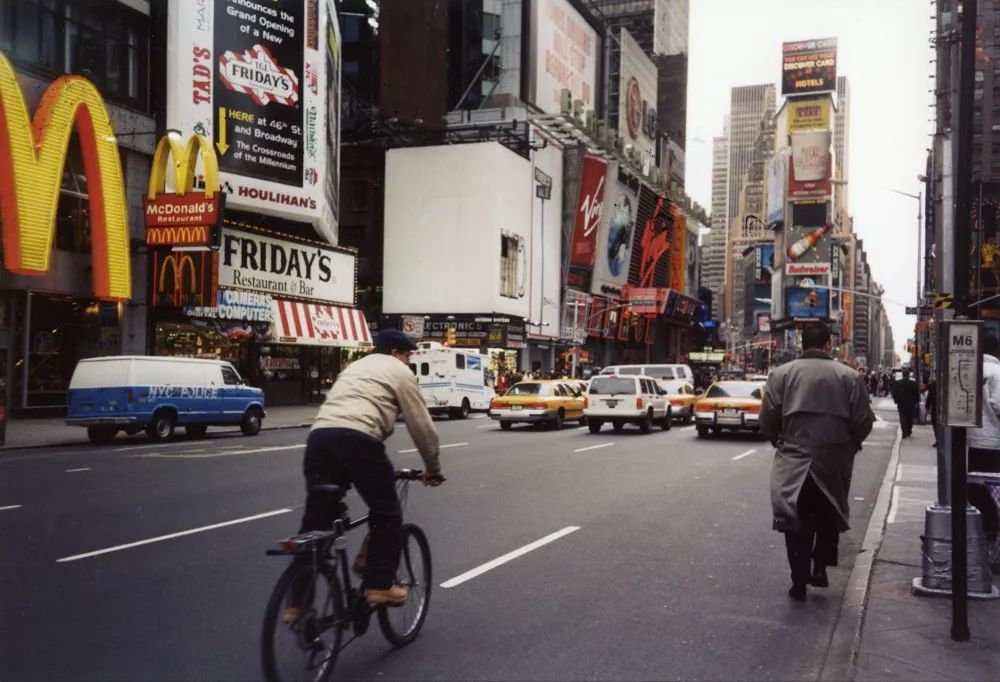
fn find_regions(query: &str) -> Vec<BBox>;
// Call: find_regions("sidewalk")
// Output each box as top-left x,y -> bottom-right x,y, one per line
0,404 -> 318,450
852,424 -> 1000,680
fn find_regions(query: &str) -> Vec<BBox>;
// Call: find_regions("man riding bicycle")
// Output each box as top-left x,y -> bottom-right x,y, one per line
289,328 -> 444,616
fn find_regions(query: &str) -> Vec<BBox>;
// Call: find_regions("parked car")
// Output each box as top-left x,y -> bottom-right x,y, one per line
657,379 -> 698,423
67,356 -> 266,444
693,380 -> 766,438
600,363 -> 695,383
585,375 -> 671,434
488,380 -> 586,430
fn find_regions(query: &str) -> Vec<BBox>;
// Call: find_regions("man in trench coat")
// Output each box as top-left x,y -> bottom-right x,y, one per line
760,325 -> 875,601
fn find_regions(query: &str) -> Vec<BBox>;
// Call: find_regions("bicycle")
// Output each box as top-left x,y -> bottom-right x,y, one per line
261,469 -> 437,682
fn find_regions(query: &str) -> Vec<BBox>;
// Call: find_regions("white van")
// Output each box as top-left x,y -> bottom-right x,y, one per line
66,356 -> 266,443
600,364 -> 695,383
409,342 -> 494,419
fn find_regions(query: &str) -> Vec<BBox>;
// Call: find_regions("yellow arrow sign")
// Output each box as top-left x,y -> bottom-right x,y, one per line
215,107 -> 229,156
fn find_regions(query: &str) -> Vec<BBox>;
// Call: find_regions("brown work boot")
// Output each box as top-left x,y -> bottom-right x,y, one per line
364,585 -> 407,606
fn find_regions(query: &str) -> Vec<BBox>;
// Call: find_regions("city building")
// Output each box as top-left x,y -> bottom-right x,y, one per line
833,76 -> 851,223
702,123 -> 729,324
586,0 -> 689,57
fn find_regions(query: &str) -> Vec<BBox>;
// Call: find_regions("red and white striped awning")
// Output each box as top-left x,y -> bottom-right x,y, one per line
271,299 -> 373,347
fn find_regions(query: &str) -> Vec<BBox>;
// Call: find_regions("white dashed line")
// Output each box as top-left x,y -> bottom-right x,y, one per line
732,448 -> 758,461
56,508 -> 294,563
574,442 -> 616,453
132,444 -> 303,459
399,442 -> 469,454
679,425 -> 696,431
477,424 -> 496,429
441,526 -> 581,588
65,467 -> 91,473
0,505 -> 23,512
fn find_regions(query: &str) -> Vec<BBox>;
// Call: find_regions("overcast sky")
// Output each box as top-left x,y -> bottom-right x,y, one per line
685,0 -> 934,359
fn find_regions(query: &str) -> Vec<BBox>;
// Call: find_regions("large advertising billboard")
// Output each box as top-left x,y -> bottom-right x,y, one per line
788,131 -> 832,199
167,0 -> 339,241
530,0 -> 599,114
786,279 -> 830,320
788,98 -> 831,132
628,186 -> 675,289
618,28 -> 657,173
568,155 -> 608,291
766,147 -> 790,229
590,166 -> 638,295
782,38 -> 837,96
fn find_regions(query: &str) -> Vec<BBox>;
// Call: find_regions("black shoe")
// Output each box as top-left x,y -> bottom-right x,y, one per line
788,583 -> 807,601
810,567 -> 829,588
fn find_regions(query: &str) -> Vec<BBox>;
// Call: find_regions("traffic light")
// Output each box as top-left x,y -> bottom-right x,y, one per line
446,326 -> 457,346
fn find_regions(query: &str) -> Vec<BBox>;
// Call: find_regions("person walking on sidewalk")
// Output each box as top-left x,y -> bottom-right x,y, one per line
760,325 -> 875,602
891,369 -> 920,437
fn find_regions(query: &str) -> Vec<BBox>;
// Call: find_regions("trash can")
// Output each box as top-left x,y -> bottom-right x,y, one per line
920,504 -> 994,594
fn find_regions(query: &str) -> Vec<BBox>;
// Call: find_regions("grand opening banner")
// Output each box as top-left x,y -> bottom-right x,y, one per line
167,0 -> 340,241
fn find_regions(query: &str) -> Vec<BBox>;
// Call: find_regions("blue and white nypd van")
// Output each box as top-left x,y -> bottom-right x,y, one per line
66,356 -> 266,444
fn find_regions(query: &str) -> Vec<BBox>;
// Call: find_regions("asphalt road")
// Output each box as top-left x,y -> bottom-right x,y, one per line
0,401 -> 900,681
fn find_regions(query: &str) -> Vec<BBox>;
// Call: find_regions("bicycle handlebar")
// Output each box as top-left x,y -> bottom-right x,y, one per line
396,468 -> 446,483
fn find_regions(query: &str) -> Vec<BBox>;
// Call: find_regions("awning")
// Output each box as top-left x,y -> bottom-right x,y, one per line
271,299 -> 373,348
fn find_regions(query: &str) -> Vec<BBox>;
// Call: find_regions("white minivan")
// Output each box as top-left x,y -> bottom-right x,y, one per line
600,364 -> 695,383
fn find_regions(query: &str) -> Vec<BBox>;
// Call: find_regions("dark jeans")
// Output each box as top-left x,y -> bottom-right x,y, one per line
784,475 -> 840,585
298,427 -> 403,590
898,406 -> 916,437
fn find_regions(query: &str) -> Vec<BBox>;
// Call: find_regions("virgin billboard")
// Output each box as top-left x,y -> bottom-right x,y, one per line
567,155 -> 608,291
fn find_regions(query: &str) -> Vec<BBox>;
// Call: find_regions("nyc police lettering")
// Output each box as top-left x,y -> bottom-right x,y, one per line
148,386 -> 220,399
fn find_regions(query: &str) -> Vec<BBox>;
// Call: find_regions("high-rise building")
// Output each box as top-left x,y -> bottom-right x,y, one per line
727,84 -> 776,231
833,76 -> 851,225
702,122 -> 729,319
587,0 -> 688,57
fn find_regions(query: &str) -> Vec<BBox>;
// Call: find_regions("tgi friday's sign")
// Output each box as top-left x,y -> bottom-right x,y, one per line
218,227 -> 355,305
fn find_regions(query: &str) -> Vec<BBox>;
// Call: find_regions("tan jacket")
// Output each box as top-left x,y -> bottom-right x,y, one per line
313,353 -> 441,472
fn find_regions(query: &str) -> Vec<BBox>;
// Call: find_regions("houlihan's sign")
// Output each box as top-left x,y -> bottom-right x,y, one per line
218,227 -> 355,305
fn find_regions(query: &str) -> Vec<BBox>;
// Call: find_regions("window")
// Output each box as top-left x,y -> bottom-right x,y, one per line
500,233 -> 522,298
456,354 -> 465,370
420,363 -> 430,376
589,378 -> 637,395
221,366 -> 241,386
508,382 -> 546,396
0,0 -> 150,110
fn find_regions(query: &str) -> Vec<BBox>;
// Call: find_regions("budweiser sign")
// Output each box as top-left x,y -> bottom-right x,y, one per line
785,262 -> 831,276
144,193 -> 223,228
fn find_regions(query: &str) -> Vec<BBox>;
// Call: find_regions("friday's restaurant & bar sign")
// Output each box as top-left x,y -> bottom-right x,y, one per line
0,50 -> 131,300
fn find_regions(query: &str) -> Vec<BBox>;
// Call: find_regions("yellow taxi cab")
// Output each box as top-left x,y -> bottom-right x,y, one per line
693,380 -> 766,438
488,379 -> 586,431
656,379 -> 699,424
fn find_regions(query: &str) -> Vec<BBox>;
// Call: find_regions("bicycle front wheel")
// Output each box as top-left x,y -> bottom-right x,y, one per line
378,523 -> 432,647
262,560 -> 345,682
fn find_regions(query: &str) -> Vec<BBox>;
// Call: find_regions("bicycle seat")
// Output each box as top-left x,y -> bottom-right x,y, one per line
309,484 -> 347,502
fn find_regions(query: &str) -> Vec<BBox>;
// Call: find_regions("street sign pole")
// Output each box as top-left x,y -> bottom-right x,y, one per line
570,302 -> 580,379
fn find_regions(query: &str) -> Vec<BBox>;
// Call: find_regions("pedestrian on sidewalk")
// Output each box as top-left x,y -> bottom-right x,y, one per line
760,325 -> 875,602
926,377 -> 938,447
890,369 -> 920,437
968,336 -> 1000,553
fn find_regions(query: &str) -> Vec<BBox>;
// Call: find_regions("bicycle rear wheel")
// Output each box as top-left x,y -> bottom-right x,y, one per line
262,560 -> 345,682
377,524 -> 432,647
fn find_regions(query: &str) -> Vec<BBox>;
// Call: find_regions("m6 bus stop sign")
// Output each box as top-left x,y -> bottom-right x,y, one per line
940,320 -> 983,427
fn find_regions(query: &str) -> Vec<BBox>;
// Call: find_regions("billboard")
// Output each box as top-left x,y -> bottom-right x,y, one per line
166,0 -> 338,240
619,28 -> 657,172
629,187 -> 675,288
590,167 -> 637,295
786,279 -> 830,319
218,227 -> 356,306
782,37 -> 837,96
530,0 -> 599,114
324,0 -> 342,240
788,98 -> 831,132
670,212 -> 687,292
151,249 -> 217,307
766,147 -> 790,229
0,51 -> 131,301
788,130 -> 832,199
568,155 -> 608,291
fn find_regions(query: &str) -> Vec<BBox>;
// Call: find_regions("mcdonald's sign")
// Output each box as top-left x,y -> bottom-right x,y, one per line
0,50 -> 131,300
144,133 -> 223,246
151,248 -> 217,308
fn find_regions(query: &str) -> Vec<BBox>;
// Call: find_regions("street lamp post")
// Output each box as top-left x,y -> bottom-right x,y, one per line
889,187 -> 923,390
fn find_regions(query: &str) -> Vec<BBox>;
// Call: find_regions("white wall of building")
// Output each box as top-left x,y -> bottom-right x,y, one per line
528,128 -> 564,339
383,142 -> 533,318
618,29 -> 658,175
654,0 -> 689,56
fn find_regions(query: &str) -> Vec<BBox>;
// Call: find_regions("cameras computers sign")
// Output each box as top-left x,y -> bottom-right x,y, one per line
166,0 -> 339,241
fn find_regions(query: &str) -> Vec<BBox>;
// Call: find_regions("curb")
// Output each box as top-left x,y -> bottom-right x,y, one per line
0,421 -> 313,453
818,425 -> 902,682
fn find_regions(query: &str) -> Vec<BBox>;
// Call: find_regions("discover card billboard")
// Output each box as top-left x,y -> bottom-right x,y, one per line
167,0 -> 339,241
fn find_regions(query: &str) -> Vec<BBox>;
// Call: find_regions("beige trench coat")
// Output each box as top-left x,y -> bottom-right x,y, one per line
760,351 -> 875,533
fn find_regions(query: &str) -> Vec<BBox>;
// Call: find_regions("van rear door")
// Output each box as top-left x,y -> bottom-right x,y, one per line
68,358 -> 133,419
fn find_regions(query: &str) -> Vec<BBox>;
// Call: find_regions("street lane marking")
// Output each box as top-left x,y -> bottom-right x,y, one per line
574,442 -> 615,453
132,444 -> 304,459
398,442 -> 468,454
732,448 -> 758,461
65,467 -> 91,473
477,424 -> 496,429
114,441 -> 200,452
679,426 -> 696,431
441,526 -> 581,588
55,508 -> 294,563
0,505 -> 23,512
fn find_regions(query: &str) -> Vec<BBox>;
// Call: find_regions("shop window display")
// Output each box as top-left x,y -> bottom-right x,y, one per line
154,322 -> 251,380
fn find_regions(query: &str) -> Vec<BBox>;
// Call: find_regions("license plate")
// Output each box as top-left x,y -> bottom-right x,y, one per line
605,400 -> 619,407
511,405 -> 522,411
723,408 -> 740,414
